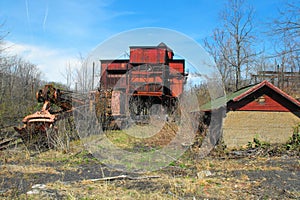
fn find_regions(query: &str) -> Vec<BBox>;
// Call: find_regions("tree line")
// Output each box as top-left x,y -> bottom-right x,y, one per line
0,37 -> 43,128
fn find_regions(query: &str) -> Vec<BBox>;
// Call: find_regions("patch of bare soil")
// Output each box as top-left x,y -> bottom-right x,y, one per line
218,157 -> 300,199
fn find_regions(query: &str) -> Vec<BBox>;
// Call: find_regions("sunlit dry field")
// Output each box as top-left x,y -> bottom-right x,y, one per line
0,127 -> 299,200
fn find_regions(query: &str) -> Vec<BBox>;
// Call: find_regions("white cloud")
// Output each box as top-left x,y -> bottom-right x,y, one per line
4,41 -> 81,84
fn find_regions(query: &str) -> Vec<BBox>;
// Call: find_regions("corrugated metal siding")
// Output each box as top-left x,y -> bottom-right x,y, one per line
130,48 -> 168,63
169,60 -> 185,74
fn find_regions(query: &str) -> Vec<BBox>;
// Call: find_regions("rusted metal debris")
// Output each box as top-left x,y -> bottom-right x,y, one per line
10,84 -> 76,149
14,85 -> 61,136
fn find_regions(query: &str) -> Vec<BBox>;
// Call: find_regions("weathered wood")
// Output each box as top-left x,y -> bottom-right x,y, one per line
88,175 -> 160,182
60,175 -> 161,185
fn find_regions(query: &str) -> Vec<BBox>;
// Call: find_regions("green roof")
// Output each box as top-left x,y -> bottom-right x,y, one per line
200,84 -> 255,111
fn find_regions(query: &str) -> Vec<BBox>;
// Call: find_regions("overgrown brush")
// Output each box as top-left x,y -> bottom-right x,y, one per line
46,117 -> 78,153
286,123 -> 300,151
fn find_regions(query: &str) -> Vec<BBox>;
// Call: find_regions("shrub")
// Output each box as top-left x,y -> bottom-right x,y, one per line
286,124 -> 300,151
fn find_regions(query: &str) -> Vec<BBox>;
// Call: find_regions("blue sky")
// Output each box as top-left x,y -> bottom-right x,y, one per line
0,0 -> 286,83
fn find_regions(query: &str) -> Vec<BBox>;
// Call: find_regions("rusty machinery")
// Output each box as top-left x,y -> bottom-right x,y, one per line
13,84 -> 78,147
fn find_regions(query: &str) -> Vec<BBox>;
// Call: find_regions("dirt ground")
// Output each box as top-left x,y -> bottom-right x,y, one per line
0,140 -> 299,200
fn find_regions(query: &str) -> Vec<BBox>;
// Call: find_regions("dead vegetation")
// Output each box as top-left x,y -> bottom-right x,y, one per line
0,123 -> 299,199
0,126 -> 299,199
0,147 -> 299,199
105,121 -> 178,152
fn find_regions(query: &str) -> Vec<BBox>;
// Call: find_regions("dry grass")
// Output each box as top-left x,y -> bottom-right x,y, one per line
14,166 -> 267,200
43,181 -> 170,200
0,132 -> 299,199
0,164 -> 60,176
195,157 -> 283,172
105,122 -> 178,151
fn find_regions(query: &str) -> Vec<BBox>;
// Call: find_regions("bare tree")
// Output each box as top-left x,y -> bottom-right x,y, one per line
272,2 -> 300,71
0,22 -> 44,128
73,54 -> 94,93
61,61 -> 74,90
272,2 -> 300,42
204,0 -> 257,91
0,21 -> 9,55
0,55 -> 42,128
266,1 -> 300,95
204,29 -> 235,91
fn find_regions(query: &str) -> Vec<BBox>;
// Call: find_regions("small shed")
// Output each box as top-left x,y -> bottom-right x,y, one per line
202,80 -> 300,148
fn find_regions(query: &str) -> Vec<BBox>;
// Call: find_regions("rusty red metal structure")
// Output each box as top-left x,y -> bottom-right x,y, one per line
96,42 -> 187,126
